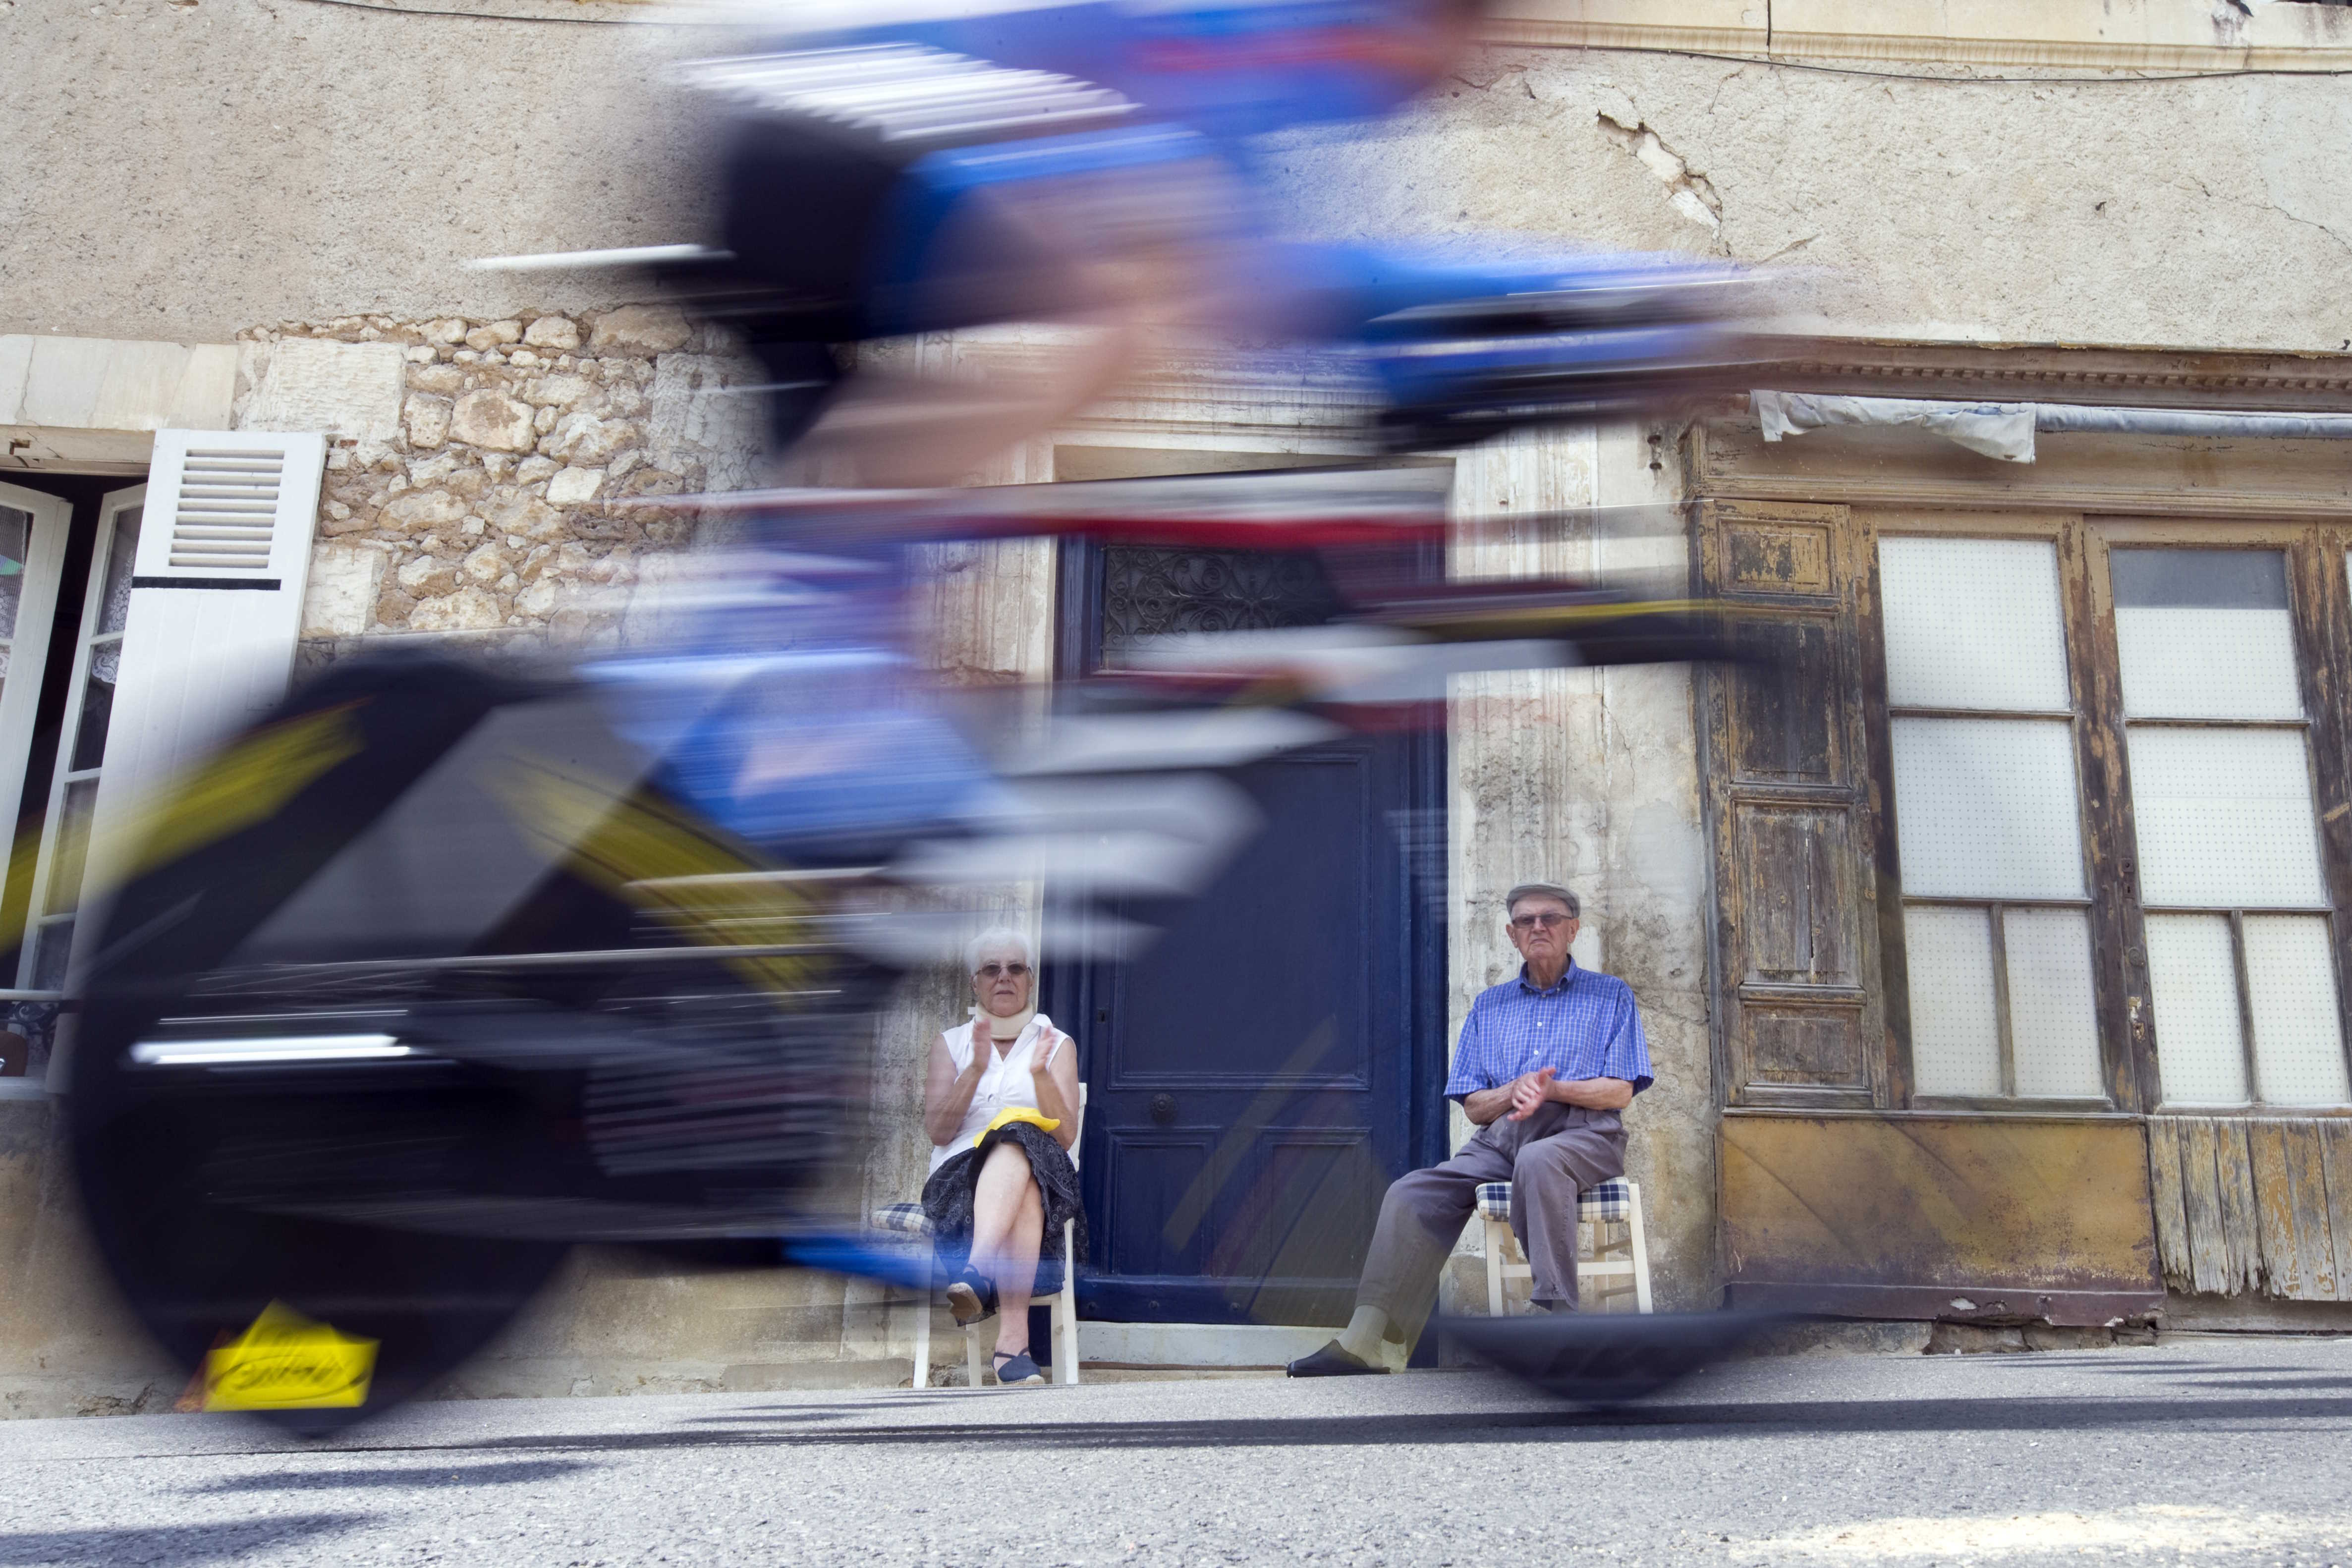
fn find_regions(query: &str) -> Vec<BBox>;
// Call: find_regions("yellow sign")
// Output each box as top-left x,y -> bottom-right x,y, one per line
202,1300 -> 379,1412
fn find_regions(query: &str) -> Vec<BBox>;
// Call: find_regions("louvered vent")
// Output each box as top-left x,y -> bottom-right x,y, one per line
168,448 -> 281,570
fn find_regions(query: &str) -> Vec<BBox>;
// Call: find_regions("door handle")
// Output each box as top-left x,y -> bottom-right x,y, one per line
1149,1093 -> 1177,1126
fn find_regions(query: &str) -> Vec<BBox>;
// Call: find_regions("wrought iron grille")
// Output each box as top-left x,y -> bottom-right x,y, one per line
1100,547 -> 1341,662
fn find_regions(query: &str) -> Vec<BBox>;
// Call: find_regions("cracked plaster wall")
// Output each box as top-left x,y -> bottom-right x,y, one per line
1267,47 -> 2352,351
4,7 -> 2350,351
1,0 -> 714,345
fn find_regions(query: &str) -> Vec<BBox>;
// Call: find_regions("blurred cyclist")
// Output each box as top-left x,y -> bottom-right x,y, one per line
647,1 -> 1578,865
679,0 -> 1492,486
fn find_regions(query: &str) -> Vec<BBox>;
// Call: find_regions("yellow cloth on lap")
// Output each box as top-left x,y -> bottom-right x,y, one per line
974,1106 -> 1060,1146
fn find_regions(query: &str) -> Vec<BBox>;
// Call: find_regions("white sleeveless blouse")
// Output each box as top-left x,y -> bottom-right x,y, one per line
929,1013 -> 1065,1175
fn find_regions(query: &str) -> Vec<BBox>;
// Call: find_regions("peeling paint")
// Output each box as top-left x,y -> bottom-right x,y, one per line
1596,110 -> 1724,233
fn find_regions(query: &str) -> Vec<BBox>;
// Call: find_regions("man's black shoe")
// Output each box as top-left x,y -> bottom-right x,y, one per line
1285,1340 -> 1383,1377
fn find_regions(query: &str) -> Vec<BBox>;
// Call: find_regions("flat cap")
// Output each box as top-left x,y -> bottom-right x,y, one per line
1504,882 -> 1580,917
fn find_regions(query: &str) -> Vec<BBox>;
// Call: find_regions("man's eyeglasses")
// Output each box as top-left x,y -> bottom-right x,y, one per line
1510,913 -> 1571,931
975,962 -> 1033,979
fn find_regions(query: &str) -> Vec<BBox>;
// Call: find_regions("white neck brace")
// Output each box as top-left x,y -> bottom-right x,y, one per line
971,1004 -> 1036,1043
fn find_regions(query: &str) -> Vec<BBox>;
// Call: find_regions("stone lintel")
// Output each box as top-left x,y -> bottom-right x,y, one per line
0,335 -> 237,468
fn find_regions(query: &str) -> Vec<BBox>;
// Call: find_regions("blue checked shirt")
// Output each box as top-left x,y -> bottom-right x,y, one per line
1444,960 -> 1654,1103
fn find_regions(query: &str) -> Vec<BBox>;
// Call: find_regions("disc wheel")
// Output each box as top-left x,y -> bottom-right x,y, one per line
68,653 -> 585,1428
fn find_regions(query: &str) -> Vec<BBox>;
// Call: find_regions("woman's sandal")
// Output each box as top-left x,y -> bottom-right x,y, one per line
945,1267 -> 997,1327
992,1349 -> 1046,1386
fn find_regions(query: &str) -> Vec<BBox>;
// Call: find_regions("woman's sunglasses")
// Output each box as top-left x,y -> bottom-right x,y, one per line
975,962 -> 1032,979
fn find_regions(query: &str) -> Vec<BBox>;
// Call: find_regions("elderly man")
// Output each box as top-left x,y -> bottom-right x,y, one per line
1288,881 -> 1653,1376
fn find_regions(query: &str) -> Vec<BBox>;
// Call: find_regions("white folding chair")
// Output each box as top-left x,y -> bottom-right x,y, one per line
888,1086 -> 1085,1388
1477,1176 -> 1652,1315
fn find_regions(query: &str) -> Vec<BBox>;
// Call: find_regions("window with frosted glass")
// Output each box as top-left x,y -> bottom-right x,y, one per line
1880,537 -> 2103,1101
2114,548 -> 2348,1108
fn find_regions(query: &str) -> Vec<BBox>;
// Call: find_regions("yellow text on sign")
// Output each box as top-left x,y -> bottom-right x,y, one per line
203,1301 -> 379,1411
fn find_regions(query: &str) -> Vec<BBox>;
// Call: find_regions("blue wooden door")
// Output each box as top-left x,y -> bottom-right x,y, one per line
1050,539 -> 1446,1326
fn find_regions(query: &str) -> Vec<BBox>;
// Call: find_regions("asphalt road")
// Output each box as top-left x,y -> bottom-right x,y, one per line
2,1333 -> 2349,1567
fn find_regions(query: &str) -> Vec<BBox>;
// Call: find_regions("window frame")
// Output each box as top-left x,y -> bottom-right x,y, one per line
2084,520 -> 2352,1116
0,481 -> 76,1097
1856,510 -> 2352,1119
1865,512 -> 2131,1114
16,485 -> 144,1001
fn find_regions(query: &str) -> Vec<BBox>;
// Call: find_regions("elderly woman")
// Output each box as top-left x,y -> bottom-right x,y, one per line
921,927 -> 1086,1387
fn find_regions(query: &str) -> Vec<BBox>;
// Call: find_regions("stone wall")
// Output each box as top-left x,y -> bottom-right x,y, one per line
0,1100 -> 182,1419
238,306 -> 764,654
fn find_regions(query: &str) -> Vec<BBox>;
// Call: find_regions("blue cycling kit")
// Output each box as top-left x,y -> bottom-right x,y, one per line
768,0 -> 1456,140
690,1 -> 1493,342
646,0 -> 1748,858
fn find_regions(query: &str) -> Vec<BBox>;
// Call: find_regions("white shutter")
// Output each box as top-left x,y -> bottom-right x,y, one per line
79,430 -> 326,902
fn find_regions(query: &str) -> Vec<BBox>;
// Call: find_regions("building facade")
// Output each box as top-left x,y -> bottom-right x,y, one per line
4,0 -> 2352,1414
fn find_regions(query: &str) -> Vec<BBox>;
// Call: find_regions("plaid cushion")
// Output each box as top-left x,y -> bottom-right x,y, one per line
873,1202 -> 933,1238
1475,1177 -> 1634,1223
1581,1177 -> 1634,1221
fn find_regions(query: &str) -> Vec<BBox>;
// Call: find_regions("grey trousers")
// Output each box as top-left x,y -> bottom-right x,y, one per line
1356,1101 -> 1626,1336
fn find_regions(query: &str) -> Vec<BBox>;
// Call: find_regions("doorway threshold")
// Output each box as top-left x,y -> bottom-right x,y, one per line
1076,1322 -> 1407,1373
